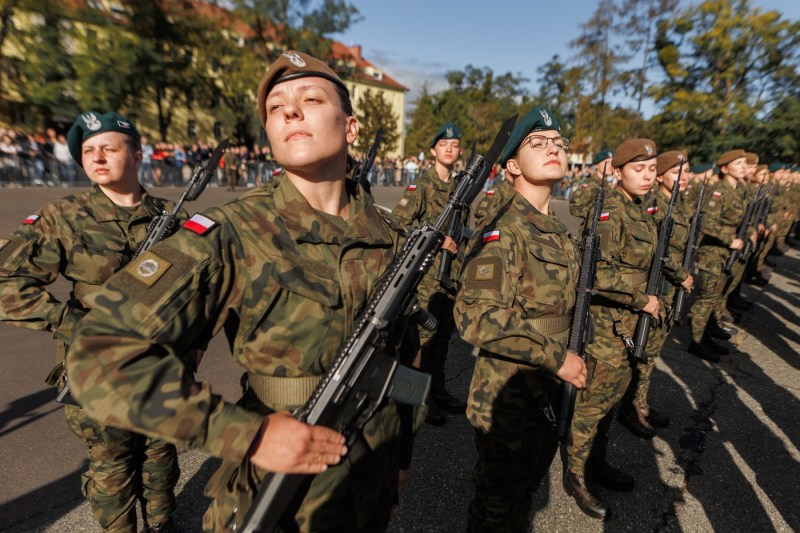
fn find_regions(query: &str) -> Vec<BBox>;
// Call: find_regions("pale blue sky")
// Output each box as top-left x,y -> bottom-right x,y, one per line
334,0 -> 800,115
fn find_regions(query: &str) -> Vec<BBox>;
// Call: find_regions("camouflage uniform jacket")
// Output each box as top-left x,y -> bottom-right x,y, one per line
587,188 -> 656,364
569,175 -> 601,219
0,185 -> 177,347
392,166 -> 469,295
699,179 -> 754,248
456,192 -> 580,380
473,177 -> 514,228
67,176 -> 409,463
651,189 -> 691,285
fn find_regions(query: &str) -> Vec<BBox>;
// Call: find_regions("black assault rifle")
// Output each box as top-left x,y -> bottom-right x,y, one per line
234,114 -> 518,533
672,177 -> 706,325
556,163 -> 607,441
353,128 -> 382,192
55,139 -> 228,406
724,178 -> 764,274
750,180 -> 774,257
630,159 -> 683,363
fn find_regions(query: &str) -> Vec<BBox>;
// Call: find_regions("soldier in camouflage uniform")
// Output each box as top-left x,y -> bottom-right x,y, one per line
0,111 -> 179,532
393,122 -> 468,426
68,51 -> 416,532
688,150 -> 755,362
748,164 -> 776,284
568,149 -> 612,219
619,151 -> 693,440
565,139 -> 661,520
454,107 -> 587,532
473,172 -> 514,228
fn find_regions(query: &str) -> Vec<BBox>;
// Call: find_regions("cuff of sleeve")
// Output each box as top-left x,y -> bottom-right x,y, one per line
631,291 -> 650,310
204,402 -> 264,462
541,339 -> 567,375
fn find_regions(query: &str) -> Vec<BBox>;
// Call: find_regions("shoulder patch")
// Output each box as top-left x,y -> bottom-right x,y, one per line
124,250 -> 172,287
22,214 -> 40,225
486,189 -> 495,196
466,256 -> 502,290
482,230 -> 501,243
406,184 -> 417,191
598,212 -> 610,221
712,191 -> 722,198
183,213 -> 217,235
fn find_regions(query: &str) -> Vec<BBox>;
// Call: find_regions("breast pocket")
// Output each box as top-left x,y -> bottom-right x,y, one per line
518,241 -> 571,311
65,229 -> 129,283
620,222 -> 654,269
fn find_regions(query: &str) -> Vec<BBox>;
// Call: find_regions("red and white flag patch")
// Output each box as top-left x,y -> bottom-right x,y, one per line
598,212 -> 610,221
406,184 -> 417,191
482,230 -> 501,243
712,191 -> 722,198
486,189 -> 495,196
183,213 -> 217,235
22,214 -> 40,225
272,167 -> 283,176
581,183 -> 588,188
647,205 -> 659,214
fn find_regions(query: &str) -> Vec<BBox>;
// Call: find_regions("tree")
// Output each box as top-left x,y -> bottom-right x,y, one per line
354,88 -> 399,155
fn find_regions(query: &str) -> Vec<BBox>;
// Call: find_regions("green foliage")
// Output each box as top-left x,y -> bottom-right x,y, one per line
354,88 -> 399,154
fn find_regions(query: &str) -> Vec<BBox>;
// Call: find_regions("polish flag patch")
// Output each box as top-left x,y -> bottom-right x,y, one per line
486,189 -> 495,196
712,191 -> 722,198
407,184 -> 417,191
647,205 -> 659,214
183,213 -> 217,235
22,214 -> 40,225
581,183 -> 589,188
598,212 -> 610,221
272,167 -> 283,176
482,230 -> 501,243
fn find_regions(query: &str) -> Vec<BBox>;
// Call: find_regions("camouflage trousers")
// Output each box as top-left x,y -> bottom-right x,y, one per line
689,246 -> 728,343
754,229 -> 778,272
416,286 -> 456,390
466,362 -> 560,532
625,292 -> 675,408
716,256 -> 747,318
64,405 -> 178,532
203,439 -> 400,532
567,340 -> 632,476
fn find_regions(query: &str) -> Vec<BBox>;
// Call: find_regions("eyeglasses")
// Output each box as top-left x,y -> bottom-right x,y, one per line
522,135 -> 570,152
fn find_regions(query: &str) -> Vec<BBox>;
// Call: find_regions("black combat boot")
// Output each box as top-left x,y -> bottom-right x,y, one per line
688,337 -> 722,362
746,272 -> 769,286
618,400 -> 656,440
707,316 -> 732,341
430,370 -> 466,413
563,470 -> 608,519
727,296 -> 752,311
147,518 -> 176,533
588,439 -> 635,492
424,402 -> 446,426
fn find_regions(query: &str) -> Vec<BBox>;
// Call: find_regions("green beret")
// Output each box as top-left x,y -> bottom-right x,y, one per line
656,150 -> 687,176
691,163 -> 712,173
257,50 -> 348,128
67,111 -> 141,167
592,149 -> 613,166
612,139 -> 657,167
430,122 -> 461,148
716,149 -> 746,167
499,106 -> 562,167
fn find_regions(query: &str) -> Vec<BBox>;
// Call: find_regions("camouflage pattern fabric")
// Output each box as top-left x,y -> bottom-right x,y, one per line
568,176 -> 601,219
567,187 -> 656,475
473,177 -> 514,228
67,176 -> 413,531
689,178 -> 751,342
455,192 -> 580,530
0,185 -> 181,532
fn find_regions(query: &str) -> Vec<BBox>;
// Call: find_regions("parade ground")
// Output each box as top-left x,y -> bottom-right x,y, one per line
1,186 -> 798,532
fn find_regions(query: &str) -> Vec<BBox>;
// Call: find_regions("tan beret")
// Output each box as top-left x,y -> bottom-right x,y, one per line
744,152 -> 759,164
716,149 -> 746,167
756,164 -> 768,173
257,50 -> 348,128
656,150 -> 688,176
612,139 -> 657,167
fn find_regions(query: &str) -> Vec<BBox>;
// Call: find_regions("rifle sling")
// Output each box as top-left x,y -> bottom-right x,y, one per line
247,373 -> 323,409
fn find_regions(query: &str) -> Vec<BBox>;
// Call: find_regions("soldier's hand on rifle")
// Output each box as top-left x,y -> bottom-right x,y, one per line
749,232 -> 758,247
249,412 -> 347,474
681,274 -> 694,293
643,295 -> 660,319
730,238 -> 744,250
556,351 -> 587,389
442,236 -> 457,254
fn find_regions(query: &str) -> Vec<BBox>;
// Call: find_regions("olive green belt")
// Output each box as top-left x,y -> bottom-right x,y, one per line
528,315 -> 571,335
247,373 -> 322,408
620,271 -> 648,285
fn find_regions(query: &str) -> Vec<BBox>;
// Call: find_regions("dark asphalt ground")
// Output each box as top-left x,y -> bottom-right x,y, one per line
0,184 -> 798,532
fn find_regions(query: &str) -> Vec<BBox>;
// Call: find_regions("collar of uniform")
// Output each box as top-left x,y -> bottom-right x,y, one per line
420,167 -> 451,192
88,185 -> 157,222
511,193 -> 564,234
273,175 -> 394,246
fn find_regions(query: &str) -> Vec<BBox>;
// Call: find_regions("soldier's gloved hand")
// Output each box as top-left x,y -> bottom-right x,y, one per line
643,295 -> 660,319
556,351 -> 587,389
248,412 -> 347,474
681,274 -> 694,293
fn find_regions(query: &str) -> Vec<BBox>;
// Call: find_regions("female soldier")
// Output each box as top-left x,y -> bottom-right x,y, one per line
619,150 -> 694,439
455,106 -> 587,531
564,139 -> 660,520
67,51 -> 414,532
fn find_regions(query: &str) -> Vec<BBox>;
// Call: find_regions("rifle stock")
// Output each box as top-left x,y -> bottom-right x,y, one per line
724,178 -> 764,274
673,178 -> 706,325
